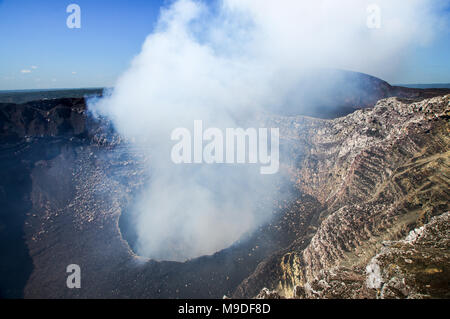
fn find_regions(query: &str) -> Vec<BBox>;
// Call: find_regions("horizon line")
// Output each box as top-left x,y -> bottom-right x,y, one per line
2,83 -> 450,92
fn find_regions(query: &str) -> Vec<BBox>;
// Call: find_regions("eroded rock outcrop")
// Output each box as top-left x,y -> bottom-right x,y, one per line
236,95 -> 449,299
366,212 -> 449,299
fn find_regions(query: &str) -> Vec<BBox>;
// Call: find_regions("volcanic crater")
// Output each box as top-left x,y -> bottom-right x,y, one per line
1,79 -> 449,298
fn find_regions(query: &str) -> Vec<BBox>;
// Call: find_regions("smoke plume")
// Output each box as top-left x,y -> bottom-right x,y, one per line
89,0 -> 442,261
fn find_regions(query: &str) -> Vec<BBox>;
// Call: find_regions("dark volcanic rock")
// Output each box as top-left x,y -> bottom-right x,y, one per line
0,98 -> 86,142
0,88 -> 103,104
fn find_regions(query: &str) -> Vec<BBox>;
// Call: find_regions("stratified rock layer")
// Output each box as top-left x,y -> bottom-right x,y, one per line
235,95 -> 449,298
366,212 -> 449,299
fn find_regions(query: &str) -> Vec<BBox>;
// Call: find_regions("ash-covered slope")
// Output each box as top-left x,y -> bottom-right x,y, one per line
235,94 -> 450,299
0,90 -> 448,299
0,98 -> 112,297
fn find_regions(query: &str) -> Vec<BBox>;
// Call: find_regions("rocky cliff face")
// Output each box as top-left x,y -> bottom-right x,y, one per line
235,95 -> 449,298
0,92 -> 448,299
365,212 -> 449,299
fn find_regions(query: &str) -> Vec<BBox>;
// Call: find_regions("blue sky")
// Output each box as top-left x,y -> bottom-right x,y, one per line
0,0 -> 449,90
0,0 -> 164,90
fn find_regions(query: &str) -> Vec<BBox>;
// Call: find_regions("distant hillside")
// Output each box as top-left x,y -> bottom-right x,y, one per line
270,70 -> 450,118
397,83 -> 450,89
0,88 -> 104,104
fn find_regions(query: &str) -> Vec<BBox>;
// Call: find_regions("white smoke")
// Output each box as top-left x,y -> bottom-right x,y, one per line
89,0 -> 442,261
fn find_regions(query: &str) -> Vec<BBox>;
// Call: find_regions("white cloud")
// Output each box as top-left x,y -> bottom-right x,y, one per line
20,69 -> 31,74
